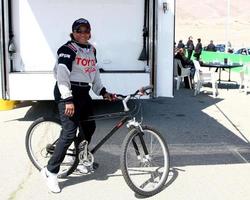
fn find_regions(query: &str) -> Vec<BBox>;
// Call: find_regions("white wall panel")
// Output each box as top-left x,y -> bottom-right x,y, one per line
9,72 -> 150,100
156,0 -> 175,97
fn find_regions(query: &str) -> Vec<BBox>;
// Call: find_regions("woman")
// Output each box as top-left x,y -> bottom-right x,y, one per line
41,18 -> 113,193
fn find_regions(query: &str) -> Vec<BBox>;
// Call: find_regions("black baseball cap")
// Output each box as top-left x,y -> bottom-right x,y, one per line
72,18 -> 91,32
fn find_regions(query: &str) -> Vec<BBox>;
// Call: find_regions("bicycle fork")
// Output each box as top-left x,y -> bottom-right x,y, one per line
127,119 -> 151,164
132,134 -> 151,163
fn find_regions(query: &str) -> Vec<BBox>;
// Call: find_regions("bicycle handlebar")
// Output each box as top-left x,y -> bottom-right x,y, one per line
115,85 -> 153,112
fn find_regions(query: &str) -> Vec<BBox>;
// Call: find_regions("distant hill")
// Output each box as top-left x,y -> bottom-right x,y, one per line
175,0 -> 250,49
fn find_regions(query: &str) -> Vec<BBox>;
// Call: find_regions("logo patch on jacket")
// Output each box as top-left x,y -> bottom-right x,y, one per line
75,56 -> 97,73
59,53 -> 71,58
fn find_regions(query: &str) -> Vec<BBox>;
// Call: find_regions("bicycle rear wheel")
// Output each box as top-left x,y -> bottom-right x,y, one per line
121,126 -> 170,197
25,117 -> 78,178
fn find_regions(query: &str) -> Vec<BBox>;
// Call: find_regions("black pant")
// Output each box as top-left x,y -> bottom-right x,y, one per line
194,53 -> 201,61
187,50 -> 193,60
47,85 -> 96,173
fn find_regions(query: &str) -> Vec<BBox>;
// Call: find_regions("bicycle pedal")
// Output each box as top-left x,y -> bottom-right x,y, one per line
78,148 -> 94,167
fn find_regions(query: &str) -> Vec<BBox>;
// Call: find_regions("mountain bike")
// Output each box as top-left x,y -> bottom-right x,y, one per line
25,86 -> 170,197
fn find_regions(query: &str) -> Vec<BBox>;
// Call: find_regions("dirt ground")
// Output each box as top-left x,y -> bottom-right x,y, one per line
175,0 -> 250,49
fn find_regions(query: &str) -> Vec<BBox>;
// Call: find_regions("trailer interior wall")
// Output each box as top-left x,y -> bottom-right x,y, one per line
12,0 -> 146,72
4,0 -> 174,100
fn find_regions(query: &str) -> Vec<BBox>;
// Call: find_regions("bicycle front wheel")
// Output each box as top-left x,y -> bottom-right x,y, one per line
121,126 -> 170,197
25,117 -> 78,178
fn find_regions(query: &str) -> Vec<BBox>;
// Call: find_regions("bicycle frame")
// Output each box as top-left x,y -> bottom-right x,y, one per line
45,99 -> 142,158
86,100 -> 141,154
90,115 -> 130,154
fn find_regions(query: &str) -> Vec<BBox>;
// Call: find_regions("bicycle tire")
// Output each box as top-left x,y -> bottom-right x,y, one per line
25,117 -> 79,178
120,126 -> 170,197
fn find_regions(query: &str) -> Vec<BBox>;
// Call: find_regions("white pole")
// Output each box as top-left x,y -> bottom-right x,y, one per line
225,0 -> 230,52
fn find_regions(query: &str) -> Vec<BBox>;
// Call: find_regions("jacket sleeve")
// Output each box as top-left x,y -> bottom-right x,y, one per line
91,47 -> 107,96
92,64 -> 106,96
53,44 -> 76,102
54,63 -> 72,101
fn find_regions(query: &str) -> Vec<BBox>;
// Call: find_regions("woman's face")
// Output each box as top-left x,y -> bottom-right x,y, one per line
72,25 -> 91,44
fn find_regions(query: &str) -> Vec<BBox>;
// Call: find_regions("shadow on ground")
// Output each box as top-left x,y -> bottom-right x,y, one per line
17,88 -> 250,192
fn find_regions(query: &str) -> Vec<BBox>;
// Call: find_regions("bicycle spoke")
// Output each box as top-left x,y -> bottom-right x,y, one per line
121,127 -> 170,196
26,118 -> 78,177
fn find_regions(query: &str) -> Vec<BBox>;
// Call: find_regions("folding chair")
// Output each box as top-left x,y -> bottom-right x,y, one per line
239,62 -> 250,95
193,60 -> 218,98
174,58 -> 192,90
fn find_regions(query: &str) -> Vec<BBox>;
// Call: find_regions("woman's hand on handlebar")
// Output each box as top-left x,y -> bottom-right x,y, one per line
139,85 -> 153,96
138,88 -> 145,96
103,92 -> 117,101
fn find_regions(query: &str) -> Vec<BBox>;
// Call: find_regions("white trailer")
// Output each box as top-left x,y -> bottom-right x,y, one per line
0,0 -> 175,100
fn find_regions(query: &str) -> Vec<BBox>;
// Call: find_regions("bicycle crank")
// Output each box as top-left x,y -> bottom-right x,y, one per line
78,140 -> 94,167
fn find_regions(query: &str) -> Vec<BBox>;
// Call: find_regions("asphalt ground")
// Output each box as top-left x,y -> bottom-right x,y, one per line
0,71 -> 250,200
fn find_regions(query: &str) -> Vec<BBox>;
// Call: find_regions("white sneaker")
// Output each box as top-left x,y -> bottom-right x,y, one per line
76,164 -> 89,174
76,162 -> 99,174
41,167 -> 61,193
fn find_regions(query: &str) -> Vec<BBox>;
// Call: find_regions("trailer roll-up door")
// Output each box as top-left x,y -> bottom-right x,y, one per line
1,0 -> 174,100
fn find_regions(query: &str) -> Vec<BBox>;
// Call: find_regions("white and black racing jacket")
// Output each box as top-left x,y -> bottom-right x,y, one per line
53,41 -> 106,102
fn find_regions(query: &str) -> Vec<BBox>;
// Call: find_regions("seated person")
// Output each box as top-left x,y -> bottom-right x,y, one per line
174,48 -> 195,88
174,48 -> 195,78
206,40 -> 216,52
